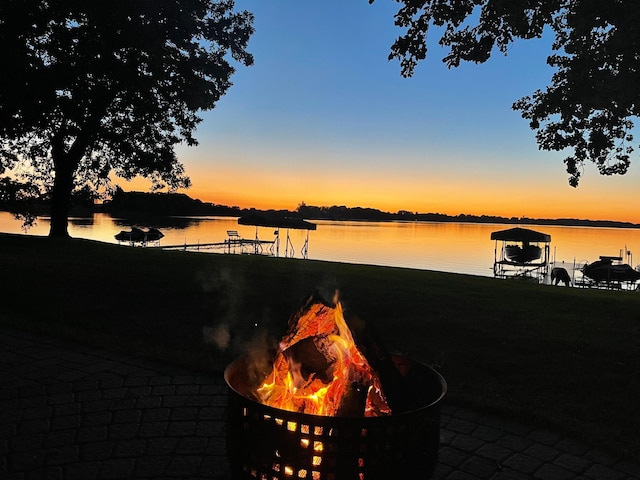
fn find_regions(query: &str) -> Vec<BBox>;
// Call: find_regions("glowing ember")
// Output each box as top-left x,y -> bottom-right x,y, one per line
256,294 -> 391,417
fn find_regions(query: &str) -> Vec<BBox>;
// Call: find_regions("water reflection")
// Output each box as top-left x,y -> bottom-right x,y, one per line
111,216 -> 207,230
2,211 -> 640,279
69,216 -> 94,226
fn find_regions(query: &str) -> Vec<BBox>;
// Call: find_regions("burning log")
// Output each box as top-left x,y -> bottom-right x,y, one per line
256,292 -> 391,417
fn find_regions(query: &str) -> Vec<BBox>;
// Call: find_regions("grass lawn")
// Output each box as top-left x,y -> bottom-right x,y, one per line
2,233 -> 640,461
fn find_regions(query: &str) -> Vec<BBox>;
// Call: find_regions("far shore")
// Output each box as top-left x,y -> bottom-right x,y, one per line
4,188 -> 640,229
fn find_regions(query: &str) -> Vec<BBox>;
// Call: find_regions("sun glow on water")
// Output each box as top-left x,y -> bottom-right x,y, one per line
3,212 -> 639,279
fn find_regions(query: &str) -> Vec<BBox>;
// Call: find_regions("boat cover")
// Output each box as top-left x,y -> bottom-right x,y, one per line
490,227 -> 551,243
238,214 -> 317,231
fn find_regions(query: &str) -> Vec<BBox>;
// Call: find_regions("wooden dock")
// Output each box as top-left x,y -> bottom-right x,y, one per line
149,226 -> 313,260
154,231 -> 275,255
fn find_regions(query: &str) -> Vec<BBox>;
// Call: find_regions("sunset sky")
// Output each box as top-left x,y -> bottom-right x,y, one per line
127,0 -> 640,223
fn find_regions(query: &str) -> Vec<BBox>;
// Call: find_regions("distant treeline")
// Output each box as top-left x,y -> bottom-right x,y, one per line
3,185 -> 638,229
102,188 -> 242,216
97,189 -> 640,229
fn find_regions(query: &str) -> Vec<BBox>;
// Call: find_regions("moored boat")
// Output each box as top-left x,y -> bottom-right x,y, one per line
581,256 -> 640,284
504,243 -> 542,264
115,227 -> 164,244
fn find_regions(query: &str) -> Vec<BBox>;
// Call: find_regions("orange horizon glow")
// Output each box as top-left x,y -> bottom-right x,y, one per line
119,174 -> 640,225
185,182 -> 640,226
120,154 -> 640,225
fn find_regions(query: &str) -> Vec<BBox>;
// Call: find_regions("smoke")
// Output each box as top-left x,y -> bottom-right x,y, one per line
202,323 -> 231,351
197,264 -> 346,365
198,266 -> 244,303
197,267 -> 244,353
198,266 -> 280,358
307,276 -> 341,309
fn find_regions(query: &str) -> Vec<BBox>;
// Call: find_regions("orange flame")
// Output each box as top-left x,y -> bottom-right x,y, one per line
256,300 -> 390,417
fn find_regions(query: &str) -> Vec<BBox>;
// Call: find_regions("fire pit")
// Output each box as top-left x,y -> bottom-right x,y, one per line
226,354 -> 445,480
224,292 -> 446,480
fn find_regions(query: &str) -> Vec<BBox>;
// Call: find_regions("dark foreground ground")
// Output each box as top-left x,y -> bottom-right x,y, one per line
2,233 -> 640,464
2,326 -> 640,480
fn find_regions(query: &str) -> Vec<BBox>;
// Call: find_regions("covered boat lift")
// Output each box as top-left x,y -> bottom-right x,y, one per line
491,227 -> 551,281
238,214 -> 317,259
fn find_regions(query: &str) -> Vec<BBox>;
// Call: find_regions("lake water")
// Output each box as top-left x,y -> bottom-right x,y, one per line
2,211 -> 640,280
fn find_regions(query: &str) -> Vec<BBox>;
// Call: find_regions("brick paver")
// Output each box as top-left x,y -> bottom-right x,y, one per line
1,326 -> 638,479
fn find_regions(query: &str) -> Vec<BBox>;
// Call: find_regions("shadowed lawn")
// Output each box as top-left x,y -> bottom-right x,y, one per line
2,233 -> 640,461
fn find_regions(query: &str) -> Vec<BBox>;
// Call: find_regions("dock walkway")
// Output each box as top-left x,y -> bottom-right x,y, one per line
156,230 -> 275,255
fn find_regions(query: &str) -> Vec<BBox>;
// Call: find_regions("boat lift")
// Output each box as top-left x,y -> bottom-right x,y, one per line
238,214 -> 317,259
491,227 -> 551,281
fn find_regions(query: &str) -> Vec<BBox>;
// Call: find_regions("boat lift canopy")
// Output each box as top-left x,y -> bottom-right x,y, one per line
238,214 -> 317,231
490,227 -> 550,243
238,214 -> 316,258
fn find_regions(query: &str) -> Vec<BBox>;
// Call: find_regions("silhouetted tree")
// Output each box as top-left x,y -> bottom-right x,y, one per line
0,176 -> 43,229
0,0 -> 253,237
377,0 -> 640,186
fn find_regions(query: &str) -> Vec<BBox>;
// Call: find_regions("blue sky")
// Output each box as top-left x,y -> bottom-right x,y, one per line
159,0 -> 640,222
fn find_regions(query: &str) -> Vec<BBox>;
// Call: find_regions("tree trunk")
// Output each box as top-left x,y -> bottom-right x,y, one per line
48,126 -> 95,238
49,165 -> 74,238
48,153 -> 76,238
